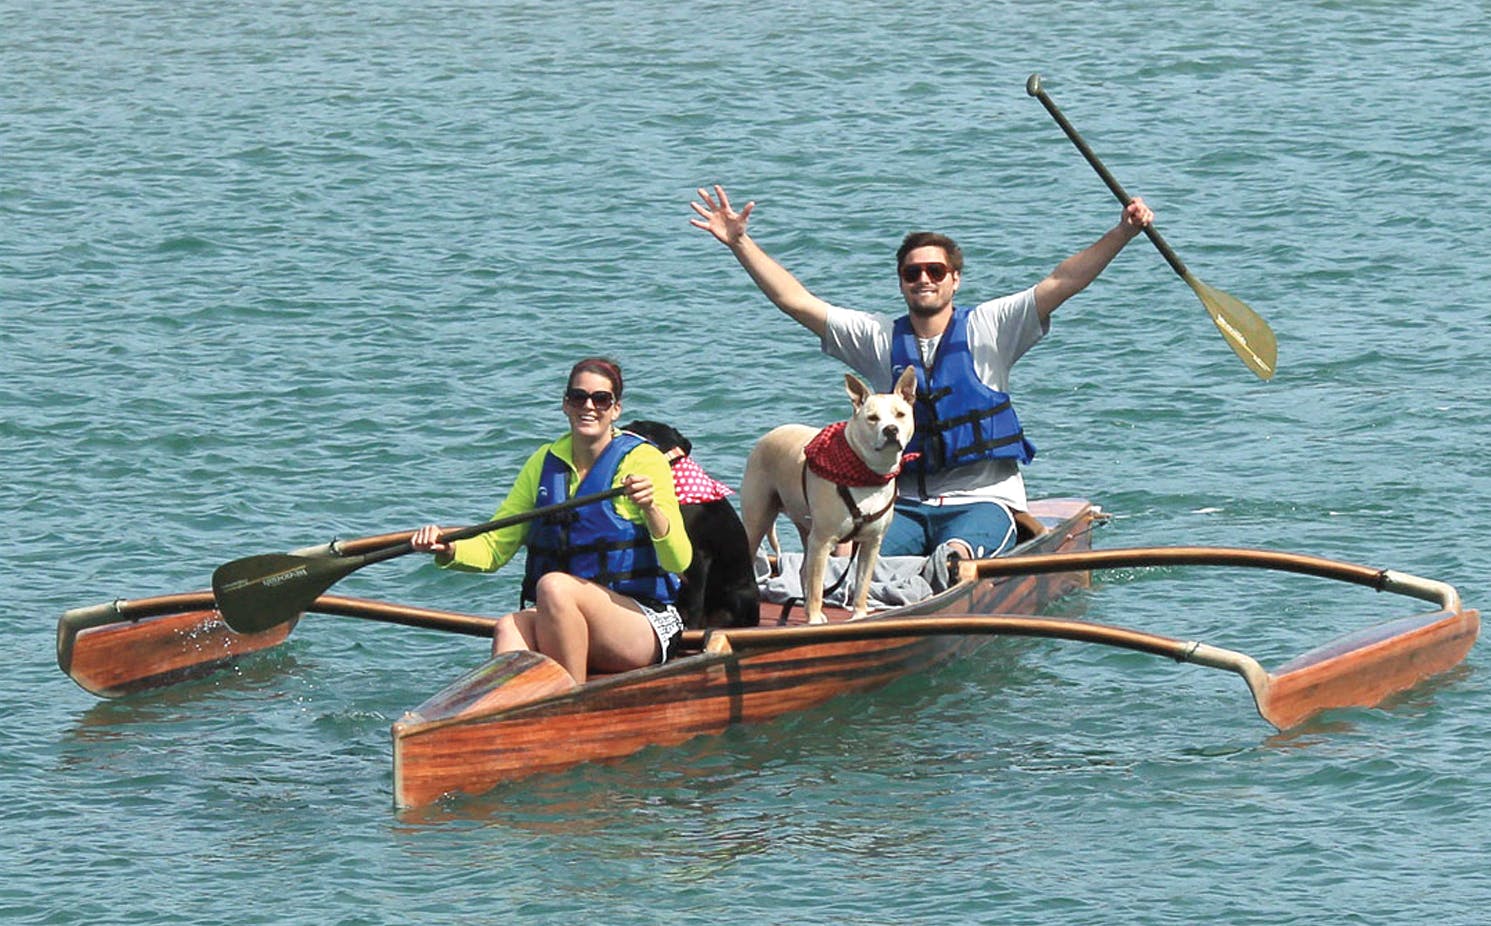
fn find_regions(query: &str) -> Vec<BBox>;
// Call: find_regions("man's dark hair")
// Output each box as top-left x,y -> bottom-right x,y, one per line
896,232 -> 964,273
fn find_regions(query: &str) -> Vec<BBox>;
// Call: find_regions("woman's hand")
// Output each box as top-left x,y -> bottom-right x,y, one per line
411,524 -> 453,556
623,474 -> 656,511
625,474 -> 671,539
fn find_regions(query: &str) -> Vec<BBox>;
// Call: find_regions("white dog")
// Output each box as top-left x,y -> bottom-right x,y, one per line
739,367 -> 918,623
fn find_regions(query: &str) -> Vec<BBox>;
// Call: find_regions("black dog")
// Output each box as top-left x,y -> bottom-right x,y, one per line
623,420 -> 760,629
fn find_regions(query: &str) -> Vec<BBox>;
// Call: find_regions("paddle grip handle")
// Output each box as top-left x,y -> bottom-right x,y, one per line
1026,74 -> 1189,279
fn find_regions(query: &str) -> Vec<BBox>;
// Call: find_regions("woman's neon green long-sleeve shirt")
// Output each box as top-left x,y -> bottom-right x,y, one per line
442,431 -> 692,577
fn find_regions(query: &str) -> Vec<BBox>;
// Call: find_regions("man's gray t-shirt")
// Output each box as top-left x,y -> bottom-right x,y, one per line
819,285 -> 1046,508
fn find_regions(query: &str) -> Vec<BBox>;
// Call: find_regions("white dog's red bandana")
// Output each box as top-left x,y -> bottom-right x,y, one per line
803,421 -> 912,487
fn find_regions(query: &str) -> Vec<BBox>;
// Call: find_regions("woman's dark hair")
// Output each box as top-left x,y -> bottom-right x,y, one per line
568,356 -> 624,401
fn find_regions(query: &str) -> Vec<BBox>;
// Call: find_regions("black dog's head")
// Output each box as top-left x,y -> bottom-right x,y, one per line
622,419 -> 692,457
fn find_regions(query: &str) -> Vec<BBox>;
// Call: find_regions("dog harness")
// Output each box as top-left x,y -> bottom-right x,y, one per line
521,432 -> 680,607
891,305 -> 1036,495
801,421 -> 905,544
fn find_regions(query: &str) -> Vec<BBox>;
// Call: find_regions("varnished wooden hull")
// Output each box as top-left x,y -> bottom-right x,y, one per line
391,498 -> 1097,809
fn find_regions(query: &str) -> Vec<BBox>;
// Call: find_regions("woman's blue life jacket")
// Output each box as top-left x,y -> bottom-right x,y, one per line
891,305 -> 1037,491
520,432 -> 681,608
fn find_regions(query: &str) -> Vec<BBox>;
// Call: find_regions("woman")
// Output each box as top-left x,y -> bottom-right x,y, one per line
411,358 -> 691,684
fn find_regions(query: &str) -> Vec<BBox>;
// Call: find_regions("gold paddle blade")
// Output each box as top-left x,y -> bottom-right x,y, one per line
1183,272 -> 1277,381
1024,74 -> 1280,381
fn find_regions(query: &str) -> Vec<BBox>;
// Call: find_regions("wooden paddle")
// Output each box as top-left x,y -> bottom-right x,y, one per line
698,546 -> 1477,730
211,485 -> 626,635
1026,74 -> 1278,381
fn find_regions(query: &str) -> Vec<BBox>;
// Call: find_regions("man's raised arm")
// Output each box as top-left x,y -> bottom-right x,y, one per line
1033,197 -> 1154,323
691,185 -> 834,338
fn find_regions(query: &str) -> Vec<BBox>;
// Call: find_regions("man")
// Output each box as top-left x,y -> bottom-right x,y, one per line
690,184 -> 1153,561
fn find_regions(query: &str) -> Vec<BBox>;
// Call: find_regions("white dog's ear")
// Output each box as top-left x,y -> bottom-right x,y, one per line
894,366 -> 918,404
844,373 -> 871,407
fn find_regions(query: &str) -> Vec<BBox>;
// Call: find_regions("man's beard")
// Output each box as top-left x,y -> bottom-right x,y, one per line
906,299 -> 947,318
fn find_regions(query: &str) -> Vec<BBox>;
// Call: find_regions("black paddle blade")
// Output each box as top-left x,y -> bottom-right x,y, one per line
212,552 -> 362,634
209,485 -> 628,635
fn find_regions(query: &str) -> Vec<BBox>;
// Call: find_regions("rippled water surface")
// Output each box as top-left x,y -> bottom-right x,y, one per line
5,1 -> 1490,922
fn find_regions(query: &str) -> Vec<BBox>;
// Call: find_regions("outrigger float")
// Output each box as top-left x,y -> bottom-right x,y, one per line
58,498 -> 1479,809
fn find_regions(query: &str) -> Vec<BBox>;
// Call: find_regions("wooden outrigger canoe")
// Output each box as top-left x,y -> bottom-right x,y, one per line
57,496 -> 1478,811
391,498 -> 1098,807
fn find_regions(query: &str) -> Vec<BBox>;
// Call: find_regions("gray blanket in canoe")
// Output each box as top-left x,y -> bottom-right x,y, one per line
756,544 -> 959,611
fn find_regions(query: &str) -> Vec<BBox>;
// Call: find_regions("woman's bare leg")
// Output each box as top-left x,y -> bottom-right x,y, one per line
492,609 -> 540,655
532,573 -> 660,683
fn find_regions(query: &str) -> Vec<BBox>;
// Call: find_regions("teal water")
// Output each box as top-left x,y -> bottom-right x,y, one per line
5,0 -> 1491,922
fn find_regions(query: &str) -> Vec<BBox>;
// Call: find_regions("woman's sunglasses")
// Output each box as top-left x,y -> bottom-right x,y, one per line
563,388 -> 616,411
900,262 -> 952,284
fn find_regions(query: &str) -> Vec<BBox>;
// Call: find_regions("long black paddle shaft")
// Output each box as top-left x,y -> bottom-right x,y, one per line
365,484 -> 630,569
1025,74 -> 1188,277
213,485 -> 627,633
